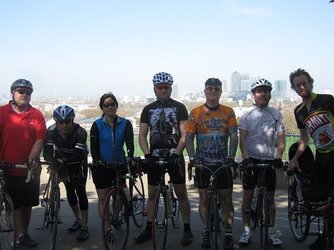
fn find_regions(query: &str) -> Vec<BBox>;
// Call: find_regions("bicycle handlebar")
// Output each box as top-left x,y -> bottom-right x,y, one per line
187,161 -> 237,181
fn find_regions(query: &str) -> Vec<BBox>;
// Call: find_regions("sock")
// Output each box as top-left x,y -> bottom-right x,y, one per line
184,223 -> 190,232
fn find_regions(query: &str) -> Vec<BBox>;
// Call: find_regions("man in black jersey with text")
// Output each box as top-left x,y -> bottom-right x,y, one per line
289,68 -> 334,250
134,72 -> 193,246
44,105 -> 89,242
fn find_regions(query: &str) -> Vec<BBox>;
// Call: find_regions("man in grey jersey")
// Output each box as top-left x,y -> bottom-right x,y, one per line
238,78 -> 285,247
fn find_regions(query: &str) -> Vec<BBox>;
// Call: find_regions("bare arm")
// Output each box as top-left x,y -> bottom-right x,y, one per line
228,125 -> 238,159
185,132 -> 195,159
239,128 -> 249,159
289,128 -> 309,170
275,130 -> 285,159
28,139 -> 44,168
175,120 -> 186,155
138,123 -> 150,155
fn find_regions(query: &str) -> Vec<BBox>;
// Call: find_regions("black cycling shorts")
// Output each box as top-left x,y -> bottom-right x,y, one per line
91,163 -> 126,189
195,165 -> 233,190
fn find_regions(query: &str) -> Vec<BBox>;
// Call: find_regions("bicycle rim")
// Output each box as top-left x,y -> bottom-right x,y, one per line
130,175 -> 145,227
49,188 -> 60,250
0,194 -> 16,250
153,189 -> 168,250
171,196 -> 180,229
102,188 -> 129,250
251,187 -> 259,230
208,196 -> 220,250
288,182 -> 310,242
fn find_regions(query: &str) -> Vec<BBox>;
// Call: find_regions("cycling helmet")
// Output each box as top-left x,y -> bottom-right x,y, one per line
10,79 -> 33,92
53,105 -> 75,122
205,78 -> 222,87
152,72 -> 173,85
251,78 -> 272,92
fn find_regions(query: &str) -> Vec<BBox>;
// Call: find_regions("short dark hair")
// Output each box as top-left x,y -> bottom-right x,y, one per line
289,68 -> 314,89
99,92 -> 118,110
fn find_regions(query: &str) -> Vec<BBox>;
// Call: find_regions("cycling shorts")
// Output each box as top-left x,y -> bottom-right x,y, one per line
91,163 -> 126,189
195,164 -> 233,190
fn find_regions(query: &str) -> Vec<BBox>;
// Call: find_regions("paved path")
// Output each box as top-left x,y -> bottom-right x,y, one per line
21,167 -> 318,249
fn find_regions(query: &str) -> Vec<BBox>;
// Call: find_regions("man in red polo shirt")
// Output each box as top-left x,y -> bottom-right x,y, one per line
0,79 -> 46,248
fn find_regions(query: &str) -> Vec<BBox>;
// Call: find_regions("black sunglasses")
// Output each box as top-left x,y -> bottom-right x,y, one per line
16,88 -> 32,95
103,103 -> 117,108
56,119 -> 72,125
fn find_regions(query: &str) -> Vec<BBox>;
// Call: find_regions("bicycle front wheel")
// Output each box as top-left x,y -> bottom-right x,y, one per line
152,188 -> 168,250
208,195 -> 220,250
0,193 -> 16,250
250,187 -> 259,230
288,180 -> 310,242
49,187 -> 60,250
129,174 -> 145,227
171,197 -> 180,229
259,190 -> 269,250
102,187 -> 130,250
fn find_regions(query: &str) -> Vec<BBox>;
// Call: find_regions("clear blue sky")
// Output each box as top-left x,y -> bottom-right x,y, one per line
1,0 -> 333,98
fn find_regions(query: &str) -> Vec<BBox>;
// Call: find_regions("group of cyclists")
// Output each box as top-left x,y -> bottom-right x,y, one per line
0,68 -> 333,250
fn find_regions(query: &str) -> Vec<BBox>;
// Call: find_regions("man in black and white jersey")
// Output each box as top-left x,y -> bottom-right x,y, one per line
289,68 -> 334,250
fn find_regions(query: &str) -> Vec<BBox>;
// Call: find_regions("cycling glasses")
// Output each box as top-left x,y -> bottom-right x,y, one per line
56,119 -> 72,125
205,86 -> 222,92
103,103 -> 117,108
15,88 -> 32,96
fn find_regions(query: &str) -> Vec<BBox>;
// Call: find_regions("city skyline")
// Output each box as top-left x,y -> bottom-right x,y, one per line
1,1 -> 333,97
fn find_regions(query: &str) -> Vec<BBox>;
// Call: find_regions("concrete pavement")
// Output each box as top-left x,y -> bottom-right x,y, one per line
22,166 -> 318,250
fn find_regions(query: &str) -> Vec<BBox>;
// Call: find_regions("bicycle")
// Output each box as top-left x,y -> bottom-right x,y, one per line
0,161 -> 31,250
152,157 -> 180,250
188,160 -> 236,250
241,162 -> 277,250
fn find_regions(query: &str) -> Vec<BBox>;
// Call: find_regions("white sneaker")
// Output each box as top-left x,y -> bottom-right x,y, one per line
239,231 -> 251,245
269,233 -> 283,246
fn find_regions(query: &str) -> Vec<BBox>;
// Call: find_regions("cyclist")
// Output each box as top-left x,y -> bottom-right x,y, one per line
289,68 -> 334,250
238,78 -> 285,247
185,77 -> 238,250
134,72 -> 193,246
90,92 -> 134,239
0,79 -> 46,248
43,105 -> 89,241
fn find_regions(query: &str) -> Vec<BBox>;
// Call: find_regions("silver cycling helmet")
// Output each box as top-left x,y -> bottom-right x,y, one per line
10,79 -> 33,92
152,72 -> 174,85
251,78 -> 272,92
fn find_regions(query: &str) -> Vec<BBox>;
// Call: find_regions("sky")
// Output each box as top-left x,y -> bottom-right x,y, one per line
0,0 -> 333,98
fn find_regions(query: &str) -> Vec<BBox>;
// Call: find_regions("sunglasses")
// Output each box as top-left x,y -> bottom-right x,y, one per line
16,88 -> 32,96
205,86 -> 222,92
103,103 -> 117,108
155,85 -> 171,91
56,119 -> 72,125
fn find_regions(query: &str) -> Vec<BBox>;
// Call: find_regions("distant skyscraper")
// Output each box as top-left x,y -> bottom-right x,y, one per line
273,80 -> 287,99
231,71 -> 241,92
231,71 -> 249,100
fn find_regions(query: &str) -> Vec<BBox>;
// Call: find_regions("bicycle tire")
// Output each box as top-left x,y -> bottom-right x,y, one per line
288,180 -> 310,242
152,188 -> 168,250
323,213 -> 334,250
0,193 -> 16,250
102,187 -> 129,250
250,187 -> 259,230
49,187 -> 60,250
129,174 -> 145,227
260,189 -> 269,250
208,194 -> 220,250
171,196 -> 180,229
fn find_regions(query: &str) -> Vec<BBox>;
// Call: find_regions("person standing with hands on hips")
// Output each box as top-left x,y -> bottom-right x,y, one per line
0,79 -> 46,248
134,72 -> 193,246
185,78 -> 238,250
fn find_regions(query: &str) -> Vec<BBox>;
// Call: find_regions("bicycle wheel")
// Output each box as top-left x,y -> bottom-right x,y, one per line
0,193 -> 16,250
152,188 -> 168,250
102,187 -> 129,250
288,180 -> 310,242
171,197 -> 180,229
259,190 -> 269,250
129,174 -> 145,227
250,187 -> 259,230
208,195 -> 220,250
49,187 -> 60,250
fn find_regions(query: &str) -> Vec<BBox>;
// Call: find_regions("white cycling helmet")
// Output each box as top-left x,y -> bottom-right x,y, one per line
251,78 -> 272,92
152,72 -> 173,85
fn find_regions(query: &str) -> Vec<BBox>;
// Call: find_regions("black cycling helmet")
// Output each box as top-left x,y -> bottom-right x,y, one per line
10,79 -> 33,92
53,105 -> 75,122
